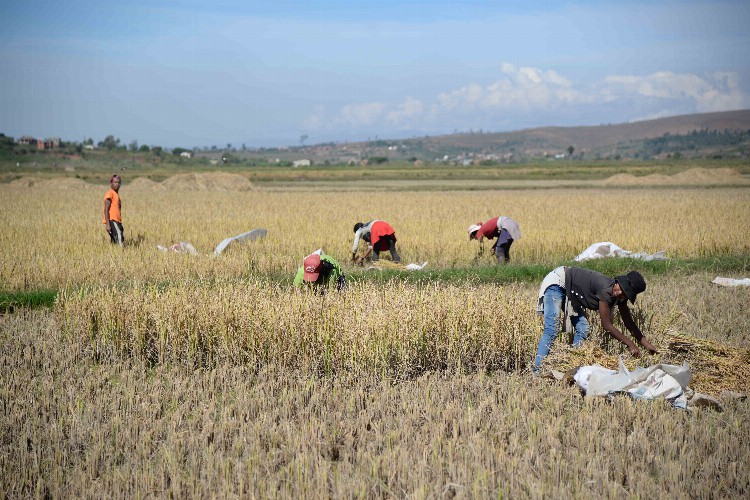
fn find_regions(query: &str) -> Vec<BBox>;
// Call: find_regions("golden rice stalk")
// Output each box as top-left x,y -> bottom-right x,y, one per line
665,334 -> 750,395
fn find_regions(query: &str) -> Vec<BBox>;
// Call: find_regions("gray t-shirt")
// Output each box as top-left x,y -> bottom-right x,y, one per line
564,267 -> 616,311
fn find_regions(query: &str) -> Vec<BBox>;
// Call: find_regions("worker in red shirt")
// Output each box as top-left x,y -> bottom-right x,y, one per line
468,216 -> 521,264
352,220 -> 401,263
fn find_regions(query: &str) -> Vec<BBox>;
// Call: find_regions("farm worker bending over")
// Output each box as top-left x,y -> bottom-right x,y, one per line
103,174 -> 124,245
352,220 -> 401,263
533,267 -> 657,373
294,250 -> 346,294
468,216 -> 521,264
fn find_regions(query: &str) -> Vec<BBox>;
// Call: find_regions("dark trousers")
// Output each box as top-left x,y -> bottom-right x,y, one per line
493,228 -> 513,264
371,235 -> 401,263
108,221 -> 124,245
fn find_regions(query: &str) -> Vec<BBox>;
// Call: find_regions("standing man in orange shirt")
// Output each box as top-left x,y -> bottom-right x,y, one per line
103,174 -> 124,245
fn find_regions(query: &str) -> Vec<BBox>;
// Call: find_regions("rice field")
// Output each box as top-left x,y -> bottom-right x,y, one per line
1,172 -> 749,498
1,177 -> 748,290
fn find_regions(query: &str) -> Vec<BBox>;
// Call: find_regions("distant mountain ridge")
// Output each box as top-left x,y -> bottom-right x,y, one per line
484,109 -> 750,149
401,109 -> 750,160
283,109 -> 750,163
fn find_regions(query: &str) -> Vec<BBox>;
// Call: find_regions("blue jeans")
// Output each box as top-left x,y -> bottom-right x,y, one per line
533,285 -> 589,371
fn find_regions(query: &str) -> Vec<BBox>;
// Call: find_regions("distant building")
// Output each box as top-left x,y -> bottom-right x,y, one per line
44,137 -> 60,149
180,151 -> 192,158
292,159 -> 311,167
84,144 -> 95,150
18,136 -> 36,146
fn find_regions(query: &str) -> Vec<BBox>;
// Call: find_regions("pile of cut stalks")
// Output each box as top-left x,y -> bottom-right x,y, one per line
543,333 -> 750,396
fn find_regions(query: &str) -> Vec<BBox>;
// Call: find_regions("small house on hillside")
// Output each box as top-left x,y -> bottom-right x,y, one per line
180,151 -> 193,158
293,159 -> 311,167
18,136 -> 36,145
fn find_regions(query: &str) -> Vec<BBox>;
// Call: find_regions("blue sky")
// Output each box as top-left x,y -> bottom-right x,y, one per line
2,0 -> 749,148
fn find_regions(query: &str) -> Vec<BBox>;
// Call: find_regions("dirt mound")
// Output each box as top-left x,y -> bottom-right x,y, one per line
127,177 -> 161,190
159,172 -> 254,191
602,168 -> 747,186
671,168 -> 745,184
5,176 -> 93,190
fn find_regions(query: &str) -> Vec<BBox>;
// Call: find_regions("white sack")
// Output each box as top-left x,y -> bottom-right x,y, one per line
214,228 -> 268,255
712,276 -> 750,287
575,241 -> 667,262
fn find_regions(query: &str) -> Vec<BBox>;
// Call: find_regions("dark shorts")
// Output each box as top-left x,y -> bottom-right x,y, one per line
108,221 -> 124,245
373,234 -> 395,252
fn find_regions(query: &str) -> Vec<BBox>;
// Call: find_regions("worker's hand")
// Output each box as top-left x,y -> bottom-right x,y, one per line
640,338 -> 658,354
105,222 -> 111,232
627,343 -> 642,358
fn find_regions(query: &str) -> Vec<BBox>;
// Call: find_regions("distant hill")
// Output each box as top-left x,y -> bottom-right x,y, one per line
268,109 -> 750,163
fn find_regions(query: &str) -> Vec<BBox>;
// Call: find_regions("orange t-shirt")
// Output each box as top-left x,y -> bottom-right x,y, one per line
103,189 -> 122,223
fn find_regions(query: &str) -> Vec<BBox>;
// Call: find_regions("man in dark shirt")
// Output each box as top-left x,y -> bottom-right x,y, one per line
533,267 -> 658,372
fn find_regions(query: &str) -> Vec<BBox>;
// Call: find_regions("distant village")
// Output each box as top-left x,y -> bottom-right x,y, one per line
16,135 -> 62,150
5,110 -> 749,165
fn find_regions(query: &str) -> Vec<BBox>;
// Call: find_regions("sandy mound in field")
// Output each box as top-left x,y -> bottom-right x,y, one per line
127,177 -> 161,190
602,168 -> 747,186
158,172 -> 254,191
5,176 -> 94,190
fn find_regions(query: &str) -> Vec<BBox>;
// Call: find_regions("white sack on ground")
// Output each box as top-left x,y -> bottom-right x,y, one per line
574,242 -> 667,262
214,229 -> 268,255
575,356 -> 693,409
405,261 -> 428,271
712,276 -> 750,287
157,241 -> 198,255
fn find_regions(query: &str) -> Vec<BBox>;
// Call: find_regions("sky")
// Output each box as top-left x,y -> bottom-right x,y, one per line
1,0 -> 749,148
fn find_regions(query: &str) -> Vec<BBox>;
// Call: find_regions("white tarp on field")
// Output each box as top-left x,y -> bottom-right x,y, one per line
157,241 -> 198,255
574,356 -> 692,409
712,276 -> 750,287
575,241 -> 667,262
214,229 -> 268,255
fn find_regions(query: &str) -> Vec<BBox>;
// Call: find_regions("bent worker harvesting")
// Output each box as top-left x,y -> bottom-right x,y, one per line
352,220 -> 401,263
294,250 -> 346,294
533,267 -> 658,373
468,215 -> 521,264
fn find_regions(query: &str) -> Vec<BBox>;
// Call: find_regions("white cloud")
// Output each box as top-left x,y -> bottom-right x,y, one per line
322,64 -> 747,136
337,102 -> 387,126
386,97 -> 424,124
436,63 -> 586,112
603,71 -> 745,112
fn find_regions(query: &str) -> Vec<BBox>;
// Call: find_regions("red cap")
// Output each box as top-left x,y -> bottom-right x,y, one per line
303,254 -> 321,281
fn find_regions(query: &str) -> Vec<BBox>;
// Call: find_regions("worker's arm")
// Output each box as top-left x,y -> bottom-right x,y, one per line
351,228 -> 362,259
293,267 -> 305,288
104,198 -> 112,232
599,301 -> 641,357
618,302 -> 658,354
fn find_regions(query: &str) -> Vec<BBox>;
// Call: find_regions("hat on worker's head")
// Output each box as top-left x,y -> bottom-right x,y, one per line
303,254 -> 322,282
616,270 -> 647,303
468,223 -> 482,240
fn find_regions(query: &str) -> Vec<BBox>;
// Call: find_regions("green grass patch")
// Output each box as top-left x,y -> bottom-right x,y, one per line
0,290 -> 57,311
5,255 -> 748,304
343,255 -> 750,286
